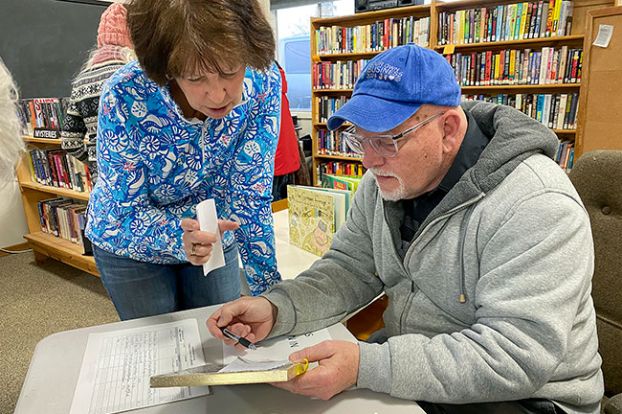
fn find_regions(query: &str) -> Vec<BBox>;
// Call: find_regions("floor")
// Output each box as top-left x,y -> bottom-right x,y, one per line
0,252 -> 117,414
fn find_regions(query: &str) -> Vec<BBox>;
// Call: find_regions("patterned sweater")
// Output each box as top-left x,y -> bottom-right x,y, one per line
85,61 -> 283,295
60,59 -> 128,183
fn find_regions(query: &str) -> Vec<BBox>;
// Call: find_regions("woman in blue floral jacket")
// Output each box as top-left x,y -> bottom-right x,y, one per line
86,0 -> 282,320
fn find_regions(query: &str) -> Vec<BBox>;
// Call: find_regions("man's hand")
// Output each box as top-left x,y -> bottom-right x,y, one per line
207,296 -> 277,346
271,340 -> 360,400
181,218 -> 239,265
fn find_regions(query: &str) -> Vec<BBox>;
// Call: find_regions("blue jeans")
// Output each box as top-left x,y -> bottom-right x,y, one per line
93,244 -> 241,320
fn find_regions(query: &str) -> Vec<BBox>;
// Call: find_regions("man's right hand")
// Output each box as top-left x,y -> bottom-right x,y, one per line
207,296 -> 277,346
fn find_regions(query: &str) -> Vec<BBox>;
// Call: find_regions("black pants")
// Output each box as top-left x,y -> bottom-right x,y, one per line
419,399 -> 563,414
272,173 -> 292,201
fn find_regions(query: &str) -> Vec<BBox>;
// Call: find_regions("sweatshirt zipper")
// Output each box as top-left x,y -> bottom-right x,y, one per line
397,193 -> 485,332
405,193 -> 485,259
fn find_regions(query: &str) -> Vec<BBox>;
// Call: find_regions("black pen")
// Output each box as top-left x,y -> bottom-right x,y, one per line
220,327 -> 257,350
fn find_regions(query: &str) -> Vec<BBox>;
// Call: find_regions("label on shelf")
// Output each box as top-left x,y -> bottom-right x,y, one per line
33,128 -> 61,139
443,44 -> 456,55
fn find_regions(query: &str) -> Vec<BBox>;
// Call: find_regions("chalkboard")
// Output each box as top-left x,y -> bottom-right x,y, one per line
0,0 -> 109,99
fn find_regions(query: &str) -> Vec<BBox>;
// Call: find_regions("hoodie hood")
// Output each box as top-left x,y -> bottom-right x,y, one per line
420,100 -> 559,228
463,100 -> 558,192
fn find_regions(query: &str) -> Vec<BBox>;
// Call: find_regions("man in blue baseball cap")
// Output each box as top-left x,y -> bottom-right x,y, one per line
206,44 -> 602,414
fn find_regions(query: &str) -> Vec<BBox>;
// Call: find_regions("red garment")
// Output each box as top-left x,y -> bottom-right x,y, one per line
274,66 -> 301,176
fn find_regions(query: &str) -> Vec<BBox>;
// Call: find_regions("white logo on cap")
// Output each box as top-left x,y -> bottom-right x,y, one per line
363,62 -> 403,82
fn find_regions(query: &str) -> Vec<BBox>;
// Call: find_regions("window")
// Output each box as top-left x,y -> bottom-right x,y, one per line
275,1 -> 353,111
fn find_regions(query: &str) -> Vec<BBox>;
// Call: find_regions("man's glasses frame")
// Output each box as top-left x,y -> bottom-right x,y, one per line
341,111 -> 446,158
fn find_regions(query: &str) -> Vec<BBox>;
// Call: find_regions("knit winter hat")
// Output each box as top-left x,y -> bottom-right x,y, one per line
97,3 -> 132,48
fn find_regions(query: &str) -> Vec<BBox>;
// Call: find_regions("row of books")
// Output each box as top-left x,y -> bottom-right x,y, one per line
317,129 -> 359,158
27,148 -> 93,193
322,174 -> 362,194
17,97 -> 70,138
317,161 -> 364,186
314,16 -> 430,55
313,59 -> 369,90
318,89 -> 578,130
37,198 -> 88,247
437,0 -> 573,45
317,96 -> 349,123
555,140 -> 575,172
446,46 -> 583,86
463,92 -> 579,130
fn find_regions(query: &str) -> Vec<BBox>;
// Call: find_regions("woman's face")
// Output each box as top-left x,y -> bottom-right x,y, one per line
174,65 -> 245,119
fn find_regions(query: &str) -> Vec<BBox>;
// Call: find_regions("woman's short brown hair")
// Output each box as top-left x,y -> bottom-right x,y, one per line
127,0 -> 275,85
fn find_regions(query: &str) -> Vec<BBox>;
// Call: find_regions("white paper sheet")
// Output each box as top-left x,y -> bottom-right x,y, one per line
222,327 -> 333,371
69,319 -> 209,414
196,199 -> 226,275
593,24 -> 614,48
218,358 -> 291,373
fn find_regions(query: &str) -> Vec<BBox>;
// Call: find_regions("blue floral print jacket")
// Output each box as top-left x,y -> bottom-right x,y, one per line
85,61 -> 282,295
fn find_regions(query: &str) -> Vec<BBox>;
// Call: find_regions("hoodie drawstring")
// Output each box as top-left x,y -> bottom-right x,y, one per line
457,206 -> 476,304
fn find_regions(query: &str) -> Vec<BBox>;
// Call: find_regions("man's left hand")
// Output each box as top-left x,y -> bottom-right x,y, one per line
271,340 -> 359,400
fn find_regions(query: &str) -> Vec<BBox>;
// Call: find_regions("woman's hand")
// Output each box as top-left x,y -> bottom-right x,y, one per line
181,218 -> 239,265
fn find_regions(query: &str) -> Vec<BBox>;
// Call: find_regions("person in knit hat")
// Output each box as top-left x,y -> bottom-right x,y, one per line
60,2 -> 135,185
97,2 -> 132,49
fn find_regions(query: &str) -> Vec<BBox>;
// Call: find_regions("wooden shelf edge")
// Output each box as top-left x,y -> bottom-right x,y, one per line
313,85 -> 580,93
314,122 -> 352,127
315,154 -> 363,162
435,35 -> 584,51
312,88 -> 354,93
311,4 -> 431,26
23,135 -> 89,144
24,232 -> 99,277
316,50 -> 382,60
20,181 -> 90,201
23,136 -> 62,144
461,83 -> 581,91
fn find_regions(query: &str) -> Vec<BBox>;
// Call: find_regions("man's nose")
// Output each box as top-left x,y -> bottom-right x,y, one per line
361,146 -> 384,169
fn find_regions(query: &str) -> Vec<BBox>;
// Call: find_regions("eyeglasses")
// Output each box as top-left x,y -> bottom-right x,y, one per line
341,111 -> 446,158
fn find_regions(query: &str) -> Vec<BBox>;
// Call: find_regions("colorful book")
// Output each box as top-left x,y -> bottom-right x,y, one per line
322,174 -> 362,194
287,185 -> 336,257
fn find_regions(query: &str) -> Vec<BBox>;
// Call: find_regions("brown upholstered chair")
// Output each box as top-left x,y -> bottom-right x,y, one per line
569,150 -> 622,414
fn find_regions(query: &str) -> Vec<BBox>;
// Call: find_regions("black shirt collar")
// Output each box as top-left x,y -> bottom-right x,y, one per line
398,110 -> 490,248
437,110 -> 489,193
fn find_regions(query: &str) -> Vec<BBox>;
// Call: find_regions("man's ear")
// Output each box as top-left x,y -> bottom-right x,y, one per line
441,110 -> 463,154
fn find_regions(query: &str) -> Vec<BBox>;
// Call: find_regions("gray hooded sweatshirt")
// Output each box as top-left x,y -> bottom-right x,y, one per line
263,101 -> 603,413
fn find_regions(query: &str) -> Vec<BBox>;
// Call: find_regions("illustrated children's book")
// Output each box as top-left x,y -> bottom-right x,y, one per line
287,185 -> 335,257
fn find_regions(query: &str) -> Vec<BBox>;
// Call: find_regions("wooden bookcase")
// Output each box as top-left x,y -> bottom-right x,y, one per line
16,137 -> 99,276
309,0 -> 614,186
575,5 -> 622,154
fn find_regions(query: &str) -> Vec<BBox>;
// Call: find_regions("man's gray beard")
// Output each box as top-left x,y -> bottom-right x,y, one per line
371,170 -> 407,201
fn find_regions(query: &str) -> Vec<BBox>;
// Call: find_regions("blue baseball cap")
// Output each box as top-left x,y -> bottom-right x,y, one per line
327,44 -> 461,133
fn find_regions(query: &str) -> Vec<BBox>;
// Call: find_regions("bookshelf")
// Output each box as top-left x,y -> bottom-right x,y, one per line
310,3 -> 434,185
16,137 -> 98,276
309,0 -> 614,185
